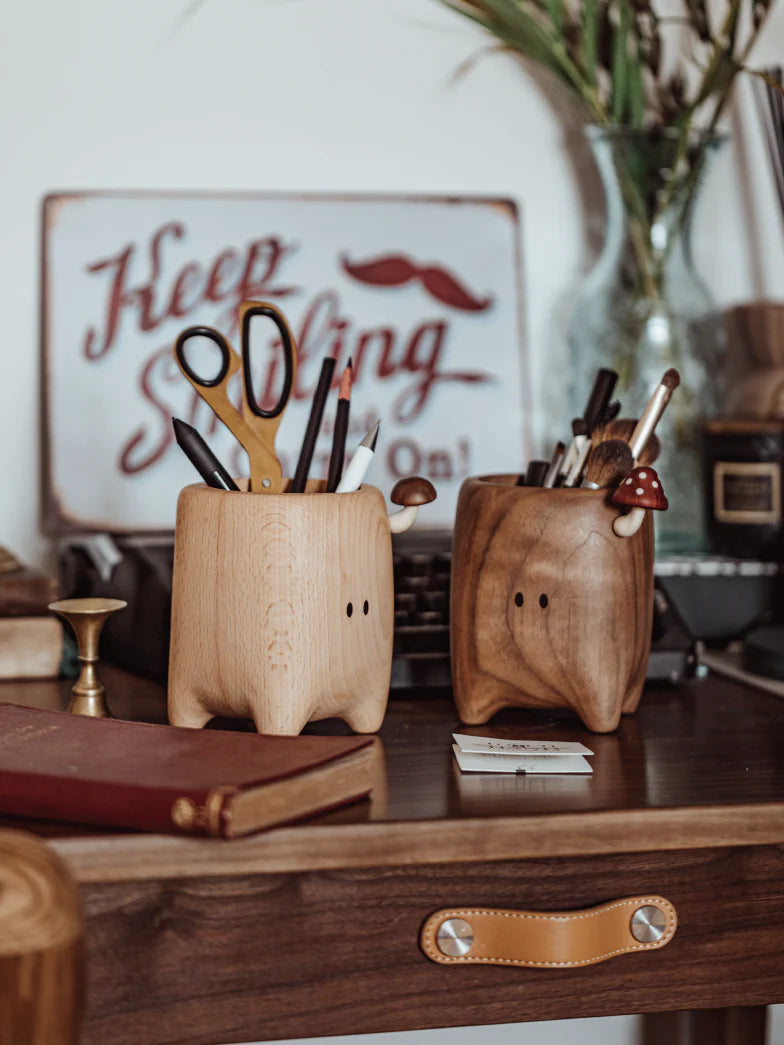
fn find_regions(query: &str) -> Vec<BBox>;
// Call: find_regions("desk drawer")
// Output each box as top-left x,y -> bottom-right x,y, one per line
80,844 -> 784,1045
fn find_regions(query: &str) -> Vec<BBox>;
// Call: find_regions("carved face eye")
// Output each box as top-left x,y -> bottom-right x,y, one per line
539,594 -> 549,608
346,602 -> 353,618
363,600 -> 369,615
514,592 -> 524,607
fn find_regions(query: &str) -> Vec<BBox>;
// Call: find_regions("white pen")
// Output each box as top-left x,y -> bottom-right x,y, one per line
563,437 -> 591,486
336,421 -> 380,493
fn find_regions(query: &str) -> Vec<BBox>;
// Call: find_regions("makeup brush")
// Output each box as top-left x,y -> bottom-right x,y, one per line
560,418 -> 588,483
580,439 -> 634,489
582,368 -> 618,433
543,441 -> 566,488
636,432 -> 660,466
590,418 -> 635,446
524,459 -> 550,487
563,425 -> 592,486
629,368 -> 680,461
591,418 -> 660,465
595,398 -> 621,426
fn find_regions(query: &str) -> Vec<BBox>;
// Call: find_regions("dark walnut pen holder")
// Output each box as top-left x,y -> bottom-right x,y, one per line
450,475 -> 654,733
168,479 -> 395,736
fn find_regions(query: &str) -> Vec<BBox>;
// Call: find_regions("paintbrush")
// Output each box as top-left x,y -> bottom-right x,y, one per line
582,368 -> 618,433
629,368 -> 680,461
590,418 -> 660,465
524,459 -> 550,487
595,398 -> 621,426
636,433 -> 660,467
560,419 -> 588,484
563,424 -> 592,486
542,441 -> 566,488
580,439 -> 634,489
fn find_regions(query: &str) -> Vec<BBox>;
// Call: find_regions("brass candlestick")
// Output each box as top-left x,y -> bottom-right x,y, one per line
48,598 -> 127,718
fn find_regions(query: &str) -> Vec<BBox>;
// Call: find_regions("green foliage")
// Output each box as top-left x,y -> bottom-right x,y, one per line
441,0 -> 774,134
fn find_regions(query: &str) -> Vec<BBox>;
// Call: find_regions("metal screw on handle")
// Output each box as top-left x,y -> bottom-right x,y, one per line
630,905 -> 668,943
437,918 -> 474,957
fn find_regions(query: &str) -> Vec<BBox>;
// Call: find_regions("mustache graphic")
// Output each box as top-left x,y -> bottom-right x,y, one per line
340,253 -> 493,312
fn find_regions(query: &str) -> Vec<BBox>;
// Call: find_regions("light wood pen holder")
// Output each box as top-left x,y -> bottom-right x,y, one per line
450,475 -> 654,733
168,480 -> 394,735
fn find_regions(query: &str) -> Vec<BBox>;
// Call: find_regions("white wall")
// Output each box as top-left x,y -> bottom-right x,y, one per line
5,0 -> 784,568
2,2 -> 783,1042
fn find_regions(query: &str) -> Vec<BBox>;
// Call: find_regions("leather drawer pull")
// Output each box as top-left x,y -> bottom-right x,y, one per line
420,896 -> 677,969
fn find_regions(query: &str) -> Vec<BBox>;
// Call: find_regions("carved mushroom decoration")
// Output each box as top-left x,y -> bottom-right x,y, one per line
612,466 -> 668,537
388,477 -> 437,533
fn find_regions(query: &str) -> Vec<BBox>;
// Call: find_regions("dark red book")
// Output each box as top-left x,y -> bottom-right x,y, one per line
0,703 -> 380,838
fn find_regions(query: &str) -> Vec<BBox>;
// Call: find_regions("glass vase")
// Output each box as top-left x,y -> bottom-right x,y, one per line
567,126 -> 726,553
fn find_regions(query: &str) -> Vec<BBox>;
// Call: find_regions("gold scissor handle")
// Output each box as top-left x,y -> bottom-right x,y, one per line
174,302 -> 297,493
237,301 -> 298,493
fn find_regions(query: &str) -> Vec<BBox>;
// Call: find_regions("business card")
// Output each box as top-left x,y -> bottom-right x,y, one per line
453,746 -> 593,775
453,733 -> 593,756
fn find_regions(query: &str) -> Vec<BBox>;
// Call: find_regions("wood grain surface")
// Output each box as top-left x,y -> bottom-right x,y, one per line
2,669 -> 784,1043
450,476 -> 654,732
77,845 -> 784,1045
2,666 -> 784,880
168,479 -> 394,735
0,830 -> 84,1045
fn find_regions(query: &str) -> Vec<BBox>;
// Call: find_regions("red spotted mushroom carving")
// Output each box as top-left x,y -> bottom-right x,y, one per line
612,466 -> 668,537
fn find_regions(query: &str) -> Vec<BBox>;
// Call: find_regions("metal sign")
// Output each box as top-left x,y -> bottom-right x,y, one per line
42,192 -> 529,532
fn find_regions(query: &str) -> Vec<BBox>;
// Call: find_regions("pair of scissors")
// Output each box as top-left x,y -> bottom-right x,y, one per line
174,301 -> 297,493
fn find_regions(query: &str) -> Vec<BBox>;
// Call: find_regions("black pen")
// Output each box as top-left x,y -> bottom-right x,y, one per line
326,359 -> 353,492
290,356 -> 336,493
172,418 -> 239,492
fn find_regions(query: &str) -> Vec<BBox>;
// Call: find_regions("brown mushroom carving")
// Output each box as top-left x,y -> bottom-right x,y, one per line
612,466 -> 668,537
388,477 -> 437,533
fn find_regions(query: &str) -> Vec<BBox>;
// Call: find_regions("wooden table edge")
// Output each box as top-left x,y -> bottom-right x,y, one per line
50,802 -> 784,883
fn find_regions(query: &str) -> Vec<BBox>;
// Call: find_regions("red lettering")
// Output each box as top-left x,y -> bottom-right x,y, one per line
387,438 -> 421,478
82,244 -> 134,361
236,238 -> 297,304
83,225 -> 300,358
393,320 -> 492,423
119,343 -> 179,474
130,223 -> 185,332
427,450 -> 453,481
84,231 -> 497,480
205,249 -> 240,301
295,291 -> 348,398
167,261 -> 202,318
353,328 -> 396,383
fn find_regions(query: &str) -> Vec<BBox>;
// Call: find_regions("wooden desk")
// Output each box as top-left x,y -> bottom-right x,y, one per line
3,668 -> 784,1045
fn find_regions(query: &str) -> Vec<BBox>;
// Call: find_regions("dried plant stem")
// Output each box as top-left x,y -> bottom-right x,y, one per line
441,0 -> 775,303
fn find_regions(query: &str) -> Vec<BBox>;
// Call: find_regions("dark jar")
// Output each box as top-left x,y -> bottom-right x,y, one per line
702,420 -> 784,560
